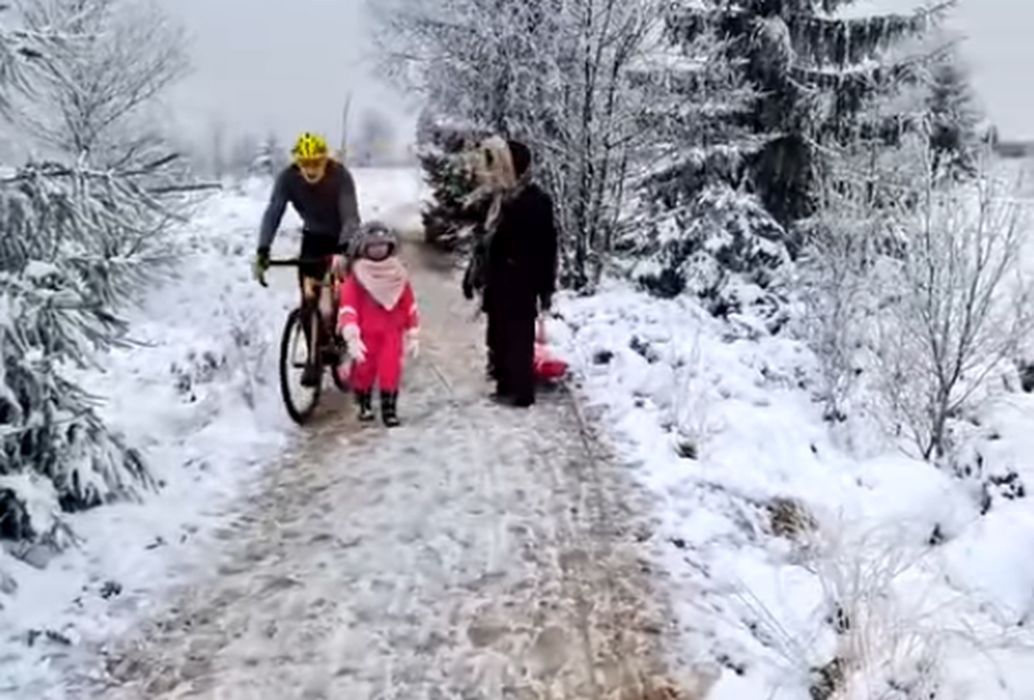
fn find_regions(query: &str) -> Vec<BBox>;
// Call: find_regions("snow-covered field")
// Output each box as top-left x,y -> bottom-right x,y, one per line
556,272 -> 1034,698
0,167 -> 424,698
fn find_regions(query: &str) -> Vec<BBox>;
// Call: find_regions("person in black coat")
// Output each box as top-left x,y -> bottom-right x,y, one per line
463,136 -> 558,407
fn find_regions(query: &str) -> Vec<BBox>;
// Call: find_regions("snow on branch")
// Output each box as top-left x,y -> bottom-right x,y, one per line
789,35 -> 958,95
801,134 -> 1034,461
11,0 -> 190,166
0,158 -> 189,547
0,260 -> 153,545
0,9 -> 63,109
786,1 -> 956,69
377,0 -> 660,289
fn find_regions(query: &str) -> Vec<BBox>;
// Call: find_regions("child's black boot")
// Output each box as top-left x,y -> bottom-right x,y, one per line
381,391 -> 401,428
356,391 -> 376,422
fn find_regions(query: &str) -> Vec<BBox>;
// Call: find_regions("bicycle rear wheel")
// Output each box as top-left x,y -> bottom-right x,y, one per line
279,307 -> 322,424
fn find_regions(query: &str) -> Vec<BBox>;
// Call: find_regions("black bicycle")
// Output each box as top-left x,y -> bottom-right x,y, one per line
265,258 -> 351,424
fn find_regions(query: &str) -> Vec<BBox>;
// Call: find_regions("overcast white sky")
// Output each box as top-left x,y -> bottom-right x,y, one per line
959,0 -> 1031,139
161,0 -> 417,149
163,0 -> 1034,145
858,0 -> 1032,139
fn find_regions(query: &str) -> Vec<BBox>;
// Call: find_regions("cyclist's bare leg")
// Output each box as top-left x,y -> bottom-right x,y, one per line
318,279 -> 336,337
303,274 -> 340,353
298,274 -> 323,384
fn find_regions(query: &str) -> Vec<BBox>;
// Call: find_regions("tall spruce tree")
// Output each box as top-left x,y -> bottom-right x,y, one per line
668,0 -> 953,225
619,19 -> 790,310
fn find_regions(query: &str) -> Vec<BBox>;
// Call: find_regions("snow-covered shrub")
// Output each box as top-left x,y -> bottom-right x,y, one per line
730,519 -> 1033,700
766,497 -> 818,542
224,305 -> 273,411
627,185 -> 791,321
669,324 -> 724,460
0,473 -> 76,549
796,152 -> 900,425
945,431 -> 1027,517
872,163 -> 1033,461
800,129 -> 1033,462
170,349 -> 228,398
806,528 -> 948,700
0,549 -> 15,596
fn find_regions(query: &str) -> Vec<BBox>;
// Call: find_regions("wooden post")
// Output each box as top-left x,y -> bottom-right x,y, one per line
340,92 -> 353,161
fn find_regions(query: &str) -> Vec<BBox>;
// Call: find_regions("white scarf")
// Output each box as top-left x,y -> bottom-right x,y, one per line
353,257 -> 408,310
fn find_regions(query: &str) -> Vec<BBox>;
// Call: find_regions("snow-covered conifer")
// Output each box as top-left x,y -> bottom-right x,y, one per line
0,2 -> 200,547
667,0 -> 955,224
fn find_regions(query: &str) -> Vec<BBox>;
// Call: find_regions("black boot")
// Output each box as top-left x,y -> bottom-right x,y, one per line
381,391 -> 401,428
356,391 -> 375,422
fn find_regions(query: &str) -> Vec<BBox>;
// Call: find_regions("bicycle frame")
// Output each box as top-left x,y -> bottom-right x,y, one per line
268,257 -> 343,359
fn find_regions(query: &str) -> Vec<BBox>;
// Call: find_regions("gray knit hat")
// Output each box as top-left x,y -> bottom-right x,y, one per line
352,220 -> 399,259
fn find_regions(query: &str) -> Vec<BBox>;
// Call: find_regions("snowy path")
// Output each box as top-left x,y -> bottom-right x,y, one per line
67,246 -> 693,699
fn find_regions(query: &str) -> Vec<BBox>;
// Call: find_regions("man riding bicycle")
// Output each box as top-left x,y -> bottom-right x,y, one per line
253,132 -> 361,386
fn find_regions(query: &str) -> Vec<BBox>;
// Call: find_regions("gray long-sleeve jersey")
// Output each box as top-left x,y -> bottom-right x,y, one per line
257,160 -> 361,251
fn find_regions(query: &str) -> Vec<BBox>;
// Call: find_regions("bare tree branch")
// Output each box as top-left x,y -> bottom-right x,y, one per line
374,0 -> 656,290
806,131 -> 1034,460
12,0 -> 189,165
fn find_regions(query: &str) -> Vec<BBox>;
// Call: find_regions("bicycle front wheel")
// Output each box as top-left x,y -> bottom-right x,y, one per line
279,307 -> 322,424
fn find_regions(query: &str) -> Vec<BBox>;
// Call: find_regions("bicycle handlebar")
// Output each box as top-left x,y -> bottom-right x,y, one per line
258,256 -> 344,288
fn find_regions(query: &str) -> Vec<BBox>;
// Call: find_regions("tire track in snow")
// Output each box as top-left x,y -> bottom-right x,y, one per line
61,243 -> 705,699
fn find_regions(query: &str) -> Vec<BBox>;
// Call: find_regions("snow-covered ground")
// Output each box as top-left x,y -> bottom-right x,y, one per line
9,158 -> 1034,699
555,271 -> 1034,698
0,167 -> 424,698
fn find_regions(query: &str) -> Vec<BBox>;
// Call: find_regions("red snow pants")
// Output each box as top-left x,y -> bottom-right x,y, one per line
350,329 -> 403,393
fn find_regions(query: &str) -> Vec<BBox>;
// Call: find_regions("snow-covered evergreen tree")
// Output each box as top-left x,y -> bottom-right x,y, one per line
415,113 -> 485,250
617,17 -> 790,320
668,0 -> 953,225
925,49 -> 982,181
0,4 -> 198,548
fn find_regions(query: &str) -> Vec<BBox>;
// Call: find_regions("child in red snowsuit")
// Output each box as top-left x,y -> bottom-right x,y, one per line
337,222 -> 419,427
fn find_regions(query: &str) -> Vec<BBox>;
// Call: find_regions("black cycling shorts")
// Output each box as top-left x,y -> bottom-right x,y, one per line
298,233 -> 339,283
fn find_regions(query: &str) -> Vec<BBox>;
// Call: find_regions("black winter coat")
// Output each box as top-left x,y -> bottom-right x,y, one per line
482,183 -> 559,319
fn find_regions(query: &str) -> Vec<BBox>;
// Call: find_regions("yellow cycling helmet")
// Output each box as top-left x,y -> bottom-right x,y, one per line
292,132 -> 330,183
292,132 -> 328,161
